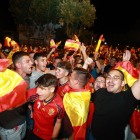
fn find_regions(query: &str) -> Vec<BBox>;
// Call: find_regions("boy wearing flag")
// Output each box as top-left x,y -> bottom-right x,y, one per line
26,74 -> 64,140
63,67 -> 91,140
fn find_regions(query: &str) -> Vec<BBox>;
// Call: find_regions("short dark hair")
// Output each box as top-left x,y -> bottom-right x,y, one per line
35,74 -> 58,87
110,69 -> 124,81
29,51 -> 35,55
111,56 -> 117,61
57,61 -> 72,75
34,52 -> 46,61
99,57 -> 105,60
73,67 -> 90,87
55,56 -> 62,61
12,51 -> 29,67
96,74 -> 106,80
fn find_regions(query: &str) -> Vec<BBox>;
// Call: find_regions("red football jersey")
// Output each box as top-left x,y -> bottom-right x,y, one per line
26,88 -> 64,140
56,81 -> 71,98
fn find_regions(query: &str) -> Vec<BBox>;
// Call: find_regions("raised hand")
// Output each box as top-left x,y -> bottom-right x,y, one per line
123,50 -> 131,61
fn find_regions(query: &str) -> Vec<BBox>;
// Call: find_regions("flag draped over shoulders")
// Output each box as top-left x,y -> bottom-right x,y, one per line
0,59 -> 27,112
63,89 -> 91,140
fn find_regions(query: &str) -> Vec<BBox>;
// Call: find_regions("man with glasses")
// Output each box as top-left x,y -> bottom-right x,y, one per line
91,51 -> 139,140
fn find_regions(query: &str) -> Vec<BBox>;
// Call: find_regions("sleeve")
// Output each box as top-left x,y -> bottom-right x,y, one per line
90,91 -> 96,103
26,88 -> 37,102
56,104 -> 65,119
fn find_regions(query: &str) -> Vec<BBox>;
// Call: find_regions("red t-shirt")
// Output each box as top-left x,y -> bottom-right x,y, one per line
26,88 -> 64,140
56,81 -> 71,98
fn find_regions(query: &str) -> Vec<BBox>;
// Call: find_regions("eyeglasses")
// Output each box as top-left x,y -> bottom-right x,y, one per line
106,75 -> 121,81
95,80 -> 105,84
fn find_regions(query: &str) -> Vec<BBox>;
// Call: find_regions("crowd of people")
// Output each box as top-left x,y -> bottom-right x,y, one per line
0,42 -> 140,140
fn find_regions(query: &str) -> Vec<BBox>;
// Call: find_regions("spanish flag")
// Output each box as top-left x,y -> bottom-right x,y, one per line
64,39 -> 81,52
51,53 -> 58,58
50,39 -> 56,48
0,59 -> 27,112
112,61 -> 139,87
7,41 -> 20,66
50,39 -> 61,49
55,41 -> 61,48
4,37 -> 11,47
63,89 -> 91,140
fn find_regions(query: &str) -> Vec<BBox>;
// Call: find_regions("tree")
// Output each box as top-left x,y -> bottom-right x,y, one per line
57,0 -> 96,38
29,0 -> 62,46
9,0 -> 37,45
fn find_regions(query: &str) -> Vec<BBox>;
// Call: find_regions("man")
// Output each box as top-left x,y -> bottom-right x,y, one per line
91,51 -> 139,140
27,74 -> 64,140
30,52 -> 47,89
63,67 -> 91,140
55,61 -> 72,98
0,51 -> 32,140
103,56 -> 117,77
93,75 -> 106,91
98,57 -> 105,74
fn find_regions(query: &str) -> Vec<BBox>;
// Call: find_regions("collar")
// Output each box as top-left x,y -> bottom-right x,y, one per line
43,94 -> 56,106
59,80 -> 69,87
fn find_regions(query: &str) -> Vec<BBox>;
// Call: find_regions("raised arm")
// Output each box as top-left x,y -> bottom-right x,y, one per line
94,52 -> 102,73
122,50 -> 140,100
83,57 -> 93,70
63,51 -> 69,61
46,48 -> 55,60
81,43 -> 88,62
132,73 -> 140,100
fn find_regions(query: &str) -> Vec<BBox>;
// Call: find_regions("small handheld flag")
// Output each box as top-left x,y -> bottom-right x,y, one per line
95,35 -> 103,52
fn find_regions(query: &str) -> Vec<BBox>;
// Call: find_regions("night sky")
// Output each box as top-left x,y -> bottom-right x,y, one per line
1,0 -> 140,47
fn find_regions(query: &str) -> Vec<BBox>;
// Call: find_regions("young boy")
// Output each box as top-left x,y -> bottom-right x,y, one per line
27,74 -> 64,140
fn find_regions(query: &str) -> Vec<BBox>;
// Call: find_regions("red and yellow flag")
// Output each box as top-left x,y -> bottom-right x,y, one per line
4,37 -> 12,47
95,34 -> 103,52
55,41 -> 61,48
7,41 -> 20,66
64,39 -> 81,52
50,39 -> 56,48
51,53 -> 58,58
0,59 -> 27,112
112,61 -> 139,87
63,89 -> 91,140
50,39 -> 61,49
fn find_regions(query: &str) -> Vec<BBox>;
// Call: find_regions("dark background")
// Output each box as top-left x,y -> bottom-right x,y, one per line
1,0 -> 140,47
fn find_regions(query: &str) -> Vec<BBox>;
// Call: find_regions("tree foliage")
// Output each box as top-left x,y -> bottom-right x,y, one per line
29,0 -> 61,41
58,0 -> 96,38
9,0 -> 96,45
9,0 -> 36,44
